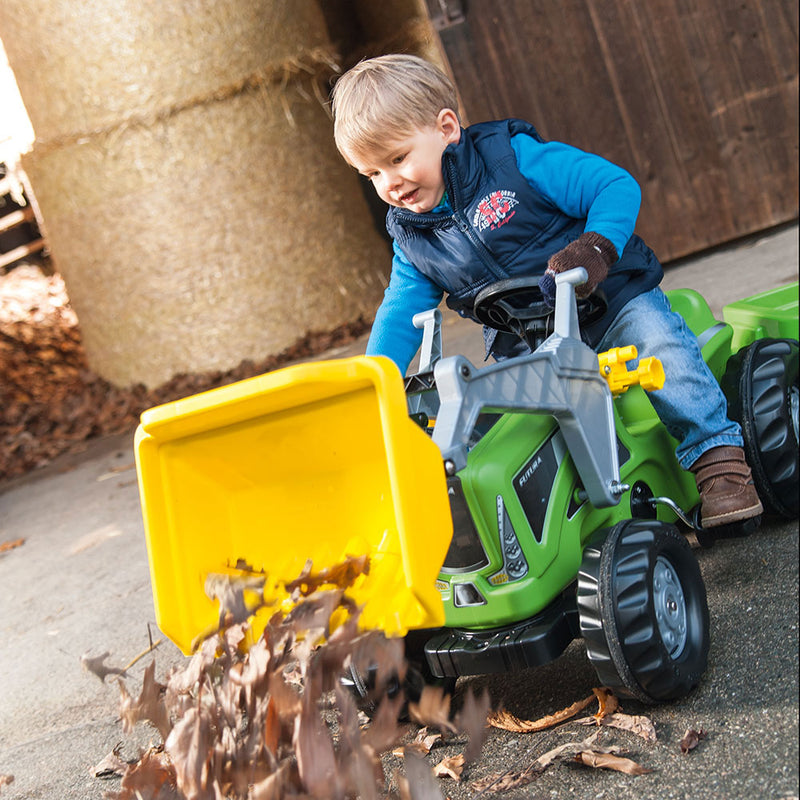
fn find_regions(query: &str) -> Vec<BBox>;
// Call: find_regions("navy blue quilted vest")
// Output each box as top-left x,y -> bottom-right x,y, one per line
386,119 -> 662,354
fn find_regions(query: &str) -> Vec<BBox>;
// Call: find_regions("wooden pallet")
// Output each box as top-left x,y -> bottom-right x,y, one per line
0,166 -> 46,271
0,237 -> 46,271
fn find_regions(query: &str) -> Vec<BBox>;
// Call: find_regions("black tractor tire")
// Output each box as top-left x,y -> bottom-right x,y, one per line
722,338 -> 799,519
341,630 -> 455,716
578,519 -> 710,704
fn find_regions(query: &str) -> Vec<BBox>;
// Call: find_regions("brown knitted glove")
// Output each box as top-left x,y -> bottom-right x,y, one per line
540,232 -> 618,304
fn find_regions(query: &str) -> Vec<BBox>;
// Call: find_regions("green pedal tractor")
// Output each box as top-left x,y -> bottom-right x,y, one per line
135,269 -> 798,706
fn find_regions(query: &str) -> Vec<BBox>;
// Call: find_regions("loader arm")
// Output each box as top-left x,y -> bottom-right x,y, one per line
433,269 -> 624,508
432,334 -> 623,507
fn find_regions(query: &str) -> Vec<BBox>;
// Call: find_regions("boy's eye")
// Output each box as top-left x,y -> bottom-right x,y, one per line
392,153 -> 406,165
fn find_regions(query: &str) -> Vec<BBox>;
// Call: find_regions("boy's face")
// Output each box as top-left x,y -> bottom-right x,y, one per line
349,109 -> 461,214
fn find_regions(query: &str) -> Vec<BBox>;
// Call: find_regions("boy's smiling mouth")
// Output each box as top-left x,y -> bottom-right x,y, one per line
399,188 -> 419,204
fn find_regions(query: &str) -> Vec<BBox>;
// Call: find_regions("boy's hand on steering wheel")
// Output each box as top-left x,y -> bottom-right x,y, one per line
538,232 -> 618,306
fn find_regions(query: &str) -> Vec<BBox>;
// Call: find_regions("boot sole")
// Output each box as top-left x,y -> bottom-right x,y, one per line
701,502 -> 763,529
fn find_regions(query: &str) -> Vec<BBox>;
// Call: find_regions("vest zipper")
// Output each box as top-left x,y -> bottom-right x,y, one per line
450,209 -> 506,281
445,157 -> 508,282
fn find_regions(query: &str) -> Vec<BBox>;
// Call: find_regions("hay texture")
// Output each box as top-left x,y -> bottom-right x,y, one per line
0,0 -> 390,387
352,0 -> 441,62
0,1 -> 332,144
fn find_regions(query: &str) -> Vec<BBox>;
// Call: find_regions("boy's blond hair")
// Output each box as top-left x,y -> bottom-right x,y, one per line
331,54 -> 460,162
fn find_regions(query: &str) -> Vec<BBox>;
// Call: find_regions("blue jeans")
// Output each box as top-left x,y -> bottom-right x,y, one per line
595,287 -> 743,469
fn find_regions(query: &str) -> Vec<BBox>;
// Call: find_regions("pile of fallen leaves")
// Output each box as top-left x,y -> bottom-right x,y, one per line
0,263 -> 370,482
71,553 -> 715,799
77,556 -> 712,800
88,557 -> 492,799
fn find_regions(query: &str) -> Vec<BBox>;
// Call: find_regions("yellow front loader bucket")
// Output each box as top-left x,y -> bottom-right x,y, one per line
135,356 -> 453,655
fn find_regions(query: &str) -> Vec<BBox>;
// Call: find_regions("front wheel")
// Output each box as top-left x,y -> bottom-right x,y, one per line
578,520 -> 710,704
341,630 -> 455,716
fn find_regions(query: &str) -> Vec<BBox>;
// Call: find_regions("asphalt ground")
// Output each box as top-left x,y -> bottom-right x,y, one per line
0,222 -> 797,799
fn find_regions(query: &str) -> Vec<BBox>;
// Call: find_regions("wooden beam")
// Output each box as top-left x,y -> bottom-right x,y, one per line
0,237 -> 46,270
0,205 -> 35,234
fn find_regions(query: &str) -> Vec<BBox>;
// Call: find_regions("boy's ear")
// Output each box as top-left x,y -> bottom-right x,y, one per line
437,108 -> 461,143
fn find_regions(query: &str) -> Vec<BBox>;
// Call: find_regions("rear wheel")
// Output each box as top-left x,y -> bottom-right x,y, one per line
722,338 -> 799,518
578,519 -> 709,704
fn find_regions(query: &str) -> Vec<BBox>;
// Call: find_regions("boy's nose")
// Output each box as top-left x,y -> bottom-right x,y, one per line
383,169 -> 403,191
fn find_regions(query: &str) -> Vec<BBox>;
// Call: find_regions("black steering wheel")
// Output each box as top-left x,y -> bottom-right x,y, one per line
473,276 -> 607,350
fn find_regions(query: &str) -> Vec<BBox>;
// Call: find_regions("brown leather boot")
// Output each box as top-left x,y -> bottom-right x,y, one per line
690,445 -> 763,528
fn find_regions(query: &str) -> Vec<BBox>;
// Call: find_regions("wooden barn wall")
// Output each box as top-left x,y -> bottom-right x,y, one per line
426,0 -> 799,262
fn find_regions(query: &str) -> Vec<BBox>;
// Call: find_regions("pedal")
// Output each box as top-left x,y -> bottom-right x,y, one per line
692,507 -> 762,547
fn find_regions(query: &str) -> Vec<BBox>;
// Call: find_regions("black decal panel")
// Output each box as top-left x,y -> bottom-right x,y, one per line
513,437 -> 559,543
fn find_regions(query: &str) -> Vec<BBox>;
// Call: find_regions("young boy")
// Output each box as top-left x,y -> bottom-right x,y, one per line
331,53 -> 762,530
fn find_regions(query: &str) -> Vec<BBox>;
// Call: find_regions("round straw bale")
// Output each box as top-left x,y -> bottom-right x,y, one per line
2,0 -> 393,388
21,78 -> 390,388
0,0 -> 332,144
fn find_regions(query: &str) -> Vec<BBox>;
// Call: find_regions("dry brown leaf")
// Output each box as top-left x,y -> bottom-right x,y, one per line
332,682 -> 387,799
400,750 -> 446,800
118,661 -> 170,739
267,667 -> 303,723
166,636 -> 218,696
0,537 -> 24,553
285,554 -> 370,595
433,752 -> 465,781
579,712 -> 657,743
409,685 -> 457,733
531,733 -> 608,770
81,651 -> 127,682
455,687 -> 492,763
249,761 -> 292,800
263,696 -> 280,755
346,629 -> 407,702
92,743 -> 127,778
487,693 -> 595,732
394,727 -> 443,757
591,686 -> 620,720
471,768 -> 537,793
229,635 -> 270,691
470,734 -> 617,793
319,609 -> 365,681
204,572 -> 267,626
362,693 -> 405,755
164,706 -> 213,799
680,726 -> 707,754
283,587 -> 346,637
414,726 -> 443,750
111,746 -> 176,800
574,749 -> 652,775
293,693 -> 342,797
0,774 -> 14,789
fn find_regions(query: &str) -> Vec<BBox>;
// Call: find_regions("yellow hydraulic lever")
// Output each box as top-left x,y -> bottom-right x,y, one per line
598,345 -> 665,396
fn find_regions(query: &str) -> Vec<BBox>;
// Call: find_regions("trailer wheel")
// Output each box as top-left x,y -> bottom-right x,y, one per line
722,338 -> 799,519
578,520 -> 709,704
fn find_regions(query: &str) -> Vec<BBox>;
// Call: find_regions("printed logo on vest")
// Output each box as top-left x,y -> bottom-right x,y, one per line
472,190 -> 518,232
